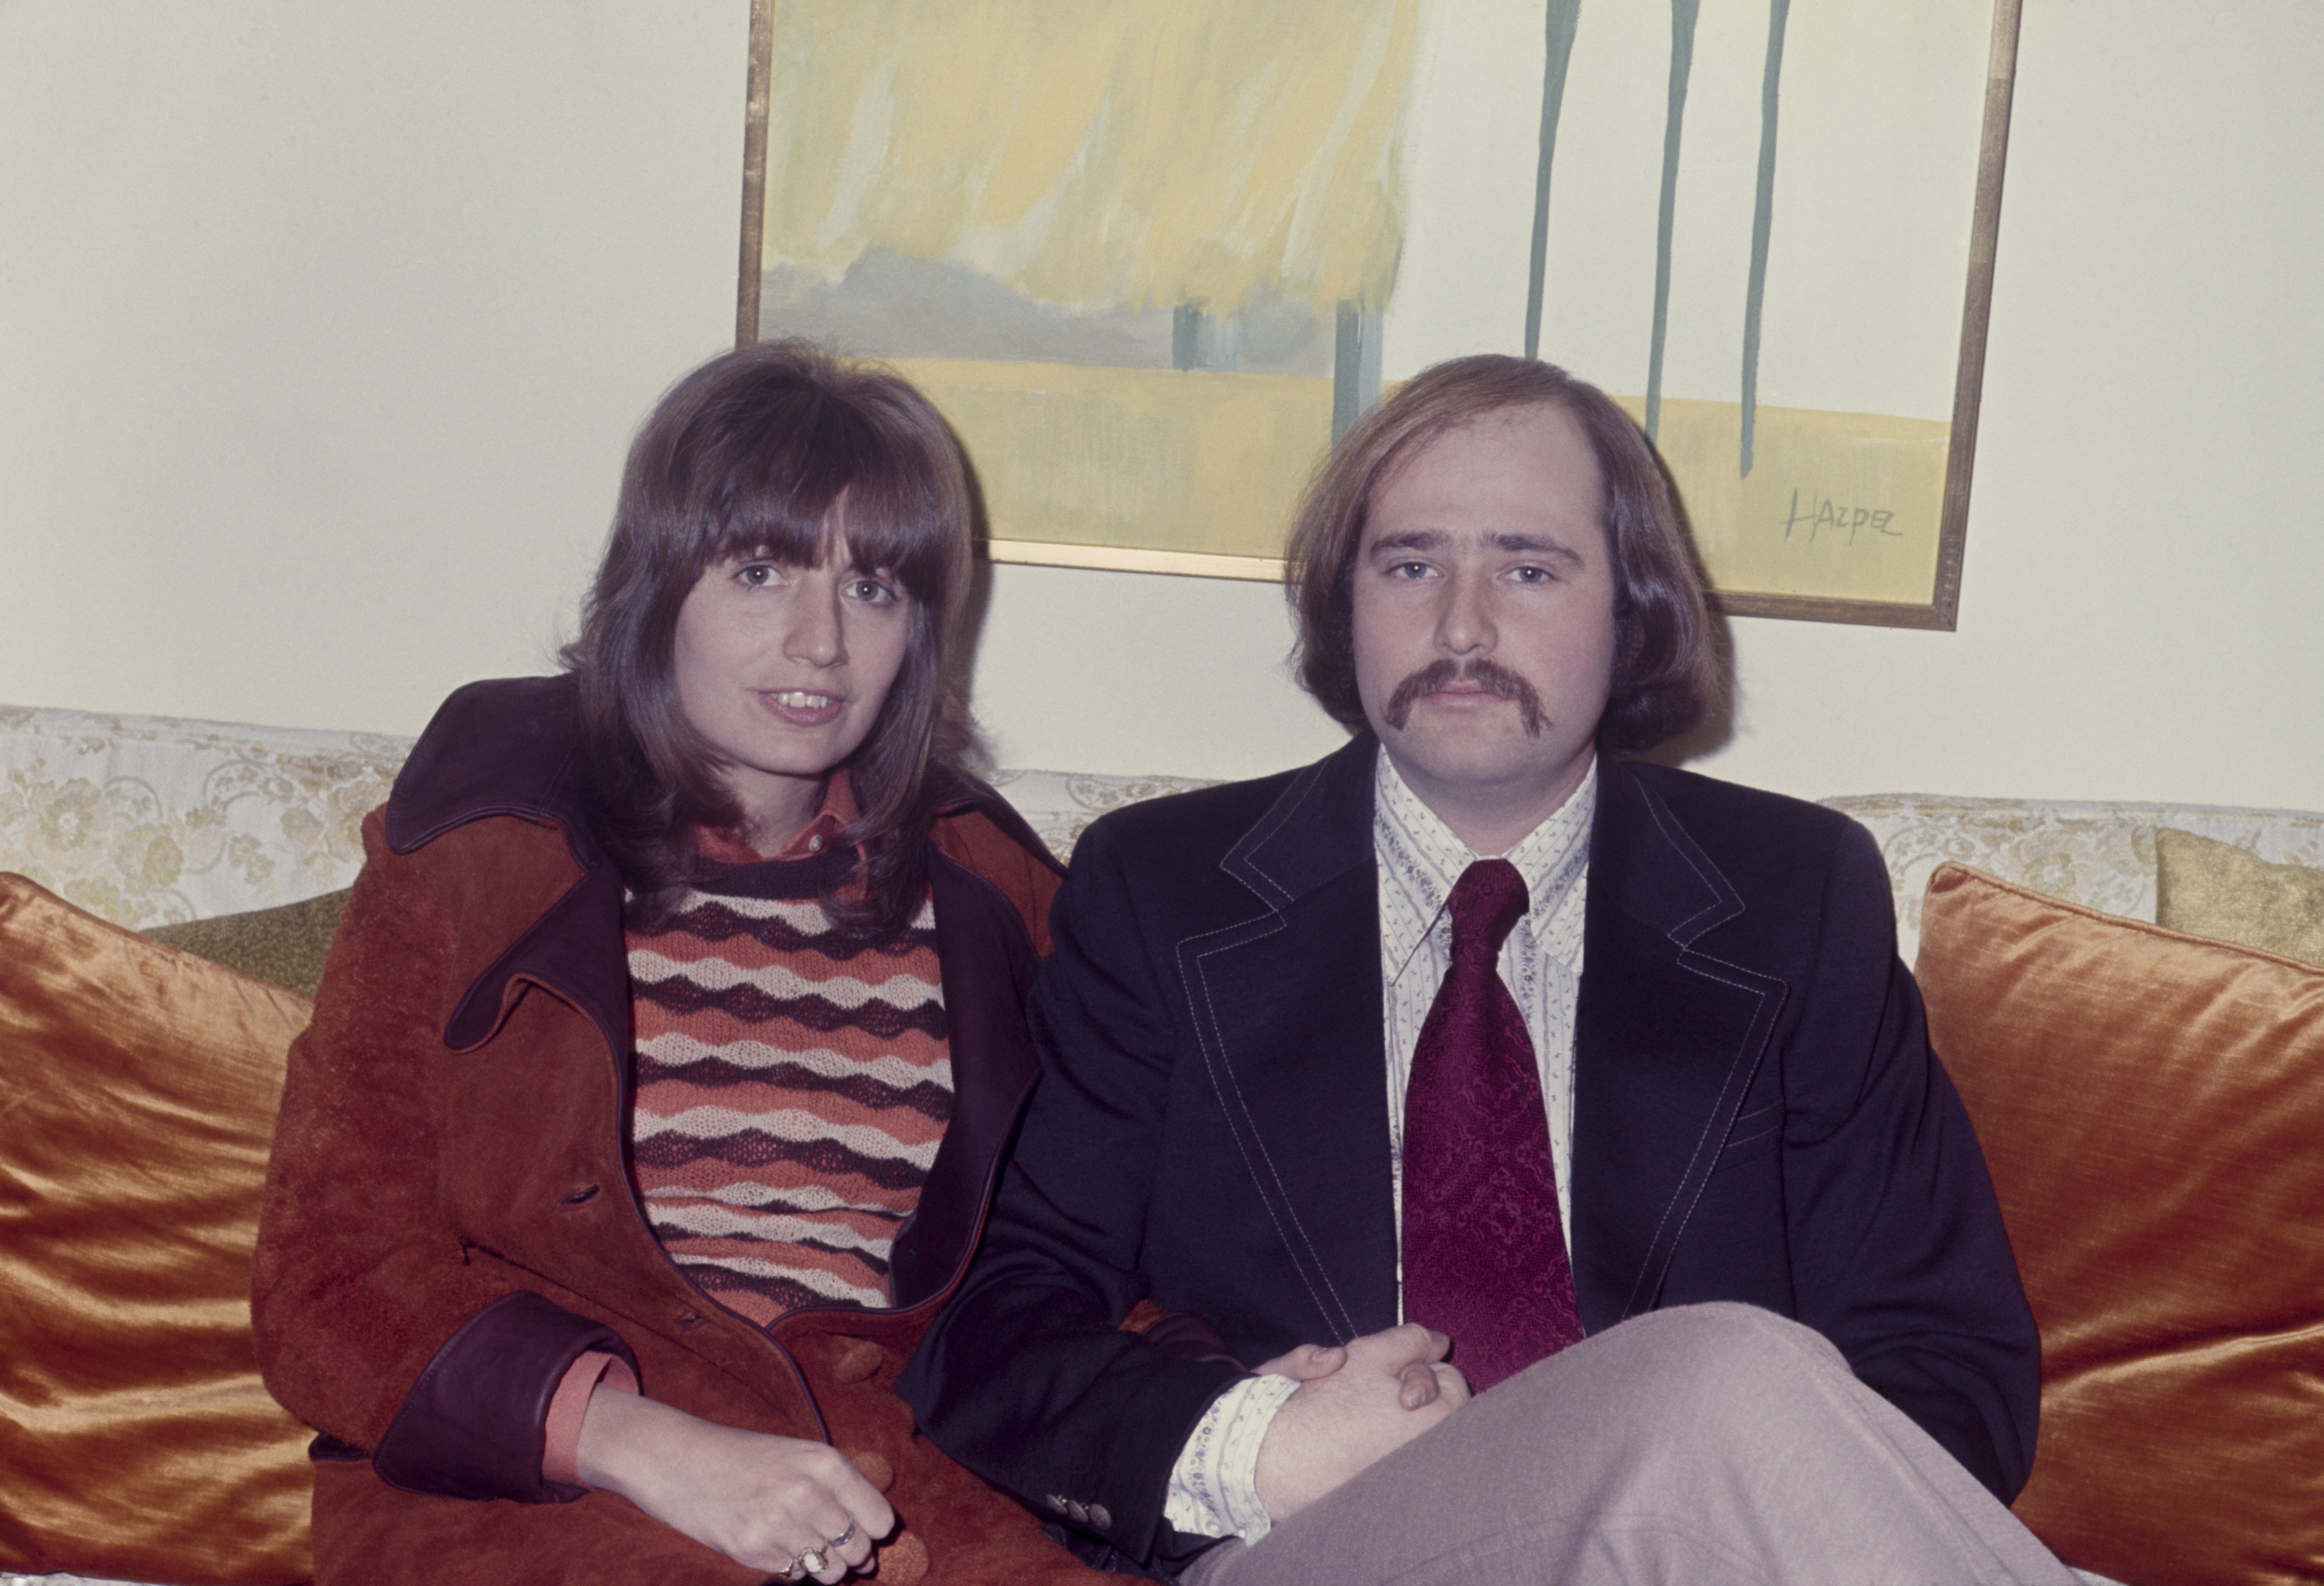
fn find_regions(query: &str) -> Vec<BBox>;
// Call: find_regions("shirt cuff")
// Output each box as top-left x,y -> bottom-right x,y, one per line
540,1349 -> 640,1488
1162,1372 -> 1301,1544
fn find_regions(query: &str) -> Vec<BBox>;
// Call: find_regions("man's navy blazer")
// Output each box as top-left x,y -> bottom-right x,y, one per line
902,737 -> 2040,1570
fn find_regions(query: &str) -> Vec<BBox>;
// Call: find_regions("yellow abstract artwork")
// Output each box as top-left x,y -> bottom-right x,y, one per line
741,0 -> 2018,625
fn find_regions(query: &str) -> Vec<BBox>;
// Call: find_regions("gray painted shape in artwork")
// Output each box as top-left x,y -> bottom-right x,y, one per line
1524,0 -> 1585,362
1740,0 -> 1790,476
1333,302 -> 1384,440
757,250 -> 1333,377
1645,0 -> 1701,443
1174,304 -> 1241,372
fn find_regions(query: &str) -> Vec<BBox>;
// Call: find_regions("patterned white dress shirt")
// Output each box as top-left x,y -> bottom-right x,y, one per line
1165,748 -> 1597,1543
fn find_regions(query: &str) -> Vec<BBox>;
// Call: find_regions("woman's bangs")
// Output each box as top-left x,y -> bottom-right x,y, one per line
702,487 -> 835,573
696,405 -> 851,571
834,460 -> 953,600
693,404 -> 952,597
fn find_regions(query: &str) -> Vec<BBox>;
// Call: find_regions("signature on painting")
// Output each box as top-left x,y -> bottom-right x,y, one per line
1781,488 -> 1904,546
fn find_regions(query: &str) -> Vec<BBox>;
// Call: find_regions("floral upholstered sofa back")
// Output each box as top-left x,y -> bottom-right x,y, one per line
6,703 -> 2321,960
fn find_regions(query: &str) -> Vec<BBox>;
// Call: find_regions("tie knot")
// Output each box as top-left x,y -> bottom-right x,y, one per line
1445,859 -> 1529,957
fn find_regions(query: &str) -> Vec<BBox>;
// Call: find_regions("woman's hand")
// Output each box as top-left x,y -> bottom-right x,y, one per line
575,1385 -> 892,1581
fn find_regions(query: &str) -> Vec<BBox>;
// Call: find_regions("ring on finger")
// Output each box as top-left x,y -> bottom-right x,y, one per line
826,1521 -> 857,1551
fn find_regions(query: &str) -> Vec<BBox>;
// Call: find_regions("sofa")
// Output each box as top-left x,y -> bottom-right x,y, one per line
4,701 -> 2320,1586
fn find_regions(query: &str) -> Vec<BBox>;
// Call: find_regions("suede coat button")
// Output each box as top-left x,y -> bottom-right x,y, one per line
831,1338 -> 884,1383
878,1531 -> 930,1585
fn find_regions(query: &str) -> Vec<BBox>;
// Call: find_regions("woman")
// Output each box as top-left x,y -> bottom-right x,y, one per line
251,342 -> 1098,1586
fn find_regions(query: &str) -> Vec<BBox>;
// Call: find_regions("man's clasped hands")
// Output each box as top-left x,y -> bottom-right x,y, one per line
1252,1324 -> 1473,1522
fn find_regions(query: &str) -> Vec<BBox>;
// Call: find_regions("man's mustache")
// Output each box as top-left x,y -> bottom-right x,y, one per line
1383,659 -> 1546,737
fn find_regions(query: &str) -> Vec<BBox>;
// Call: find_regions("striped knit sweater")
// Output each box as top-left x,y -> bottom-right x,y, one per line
625,823 -> 951,1325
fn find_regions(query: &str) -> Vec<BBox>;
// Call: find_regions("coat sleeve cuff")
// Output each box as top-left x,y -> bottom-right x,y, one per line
540,1350 -> 640,1488
373,1292 -> 640,1503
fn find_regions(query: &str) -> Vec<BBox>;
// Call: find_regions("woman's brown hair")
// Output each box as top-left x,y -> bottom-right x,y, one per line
1285,354 -> 1720,753
561,339 -> 974,930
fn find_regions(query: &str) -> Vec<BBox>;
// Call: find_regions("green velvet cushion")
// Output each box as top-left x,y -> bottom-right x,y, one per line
141,888 -> 351,997
2156,828 -> 2324,968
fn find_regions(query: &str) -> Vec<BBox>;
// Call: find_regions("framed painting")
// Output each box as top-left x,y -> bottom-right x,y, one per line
738,0 -> 2020,627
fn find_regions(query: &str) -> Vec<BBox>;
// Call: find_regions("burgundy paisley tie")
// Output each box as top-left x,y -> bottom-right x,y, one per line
1400,858 -> 1584,1391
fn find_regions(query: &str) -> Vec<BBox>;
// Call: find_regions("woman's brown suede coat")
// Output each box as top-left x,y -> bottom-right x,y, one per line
250,677 -> 1100,1586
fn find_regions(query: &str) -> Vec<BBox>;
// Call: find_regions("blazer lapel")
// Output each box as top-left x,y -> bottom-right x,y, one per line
1570,761 -> 1789,1329
1182,736 -> 1400,1344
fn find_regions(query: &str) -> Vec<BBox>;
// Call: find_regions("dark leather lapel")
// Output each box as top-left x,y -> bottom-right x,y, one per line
1183,736 -> 1398,1344
393,678 -> 625,1059
385,675 -> 599,866
1570,760 -> 1789,1329
888,847 -> 1042,1308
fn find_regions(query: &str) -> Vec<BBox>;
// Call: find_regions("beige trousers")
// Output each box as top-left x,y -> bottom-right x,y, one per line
1184,1303 -> 2071,1586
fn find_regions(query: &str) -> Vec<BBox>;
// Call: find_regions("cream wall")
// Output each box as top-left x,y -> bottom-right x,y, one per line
4,1 -> 2319,809
0,4 -> 747,737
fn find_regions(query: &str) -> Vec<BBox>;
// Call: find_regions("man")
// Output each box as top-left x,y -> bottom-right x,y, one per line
900,356 -> 2069,1585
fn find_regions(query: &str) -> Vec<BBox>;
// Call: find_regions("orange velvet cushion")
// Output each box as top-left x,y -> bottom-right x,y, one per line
1916,863 -> 2324,1586
0,873 -> 314,1584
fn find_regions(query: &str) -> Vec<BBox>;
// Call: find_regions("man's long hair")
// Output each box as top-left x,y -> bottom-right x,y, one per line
561,340 -> 975,930
1285,355 -> 1721,753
